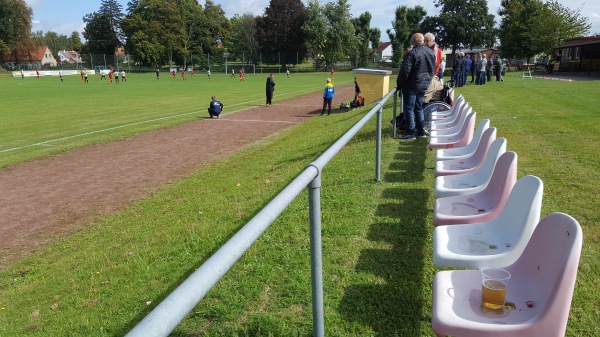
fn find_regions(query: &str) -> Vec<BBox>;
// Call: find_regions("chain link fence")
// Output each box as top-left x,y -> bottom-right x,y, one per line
4,51 -> 389,74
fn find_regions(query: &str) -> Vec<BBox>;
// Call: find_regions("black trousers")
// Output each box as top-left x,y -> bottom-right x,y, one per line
266,91 -> 273,105
322,98 -> 332,114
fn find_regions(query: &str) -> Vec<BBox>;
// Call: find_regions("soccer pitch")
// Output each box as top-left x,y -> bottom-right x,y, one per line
0,71 -> 355,168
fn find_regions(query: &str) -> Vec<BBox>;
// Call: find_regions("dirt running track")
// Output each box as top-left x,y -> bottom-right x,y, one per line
0,84 -> 354,268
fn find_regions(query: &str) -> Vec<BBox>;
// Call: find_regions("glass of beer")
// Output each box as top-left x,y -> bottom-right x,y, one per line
481,268 -> 511,310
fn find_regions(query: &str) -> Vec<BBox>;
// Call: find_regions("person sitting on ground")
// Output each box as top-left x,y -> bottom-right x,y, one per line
208,95 -> 224,119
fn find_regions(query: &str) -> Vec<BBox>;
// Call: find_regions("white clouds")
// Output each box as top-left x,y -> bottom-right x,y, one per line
25,0 -> 600,41
24,0 -> 43,9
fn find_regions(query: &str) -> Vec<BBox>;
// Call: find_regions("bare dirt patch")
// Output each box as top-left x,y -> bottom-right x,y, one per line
0,85 -> 355,267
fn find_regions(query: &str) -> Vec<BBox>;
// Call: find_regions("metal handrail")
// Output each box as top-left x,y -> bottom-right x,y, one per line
126,88 -> 398,337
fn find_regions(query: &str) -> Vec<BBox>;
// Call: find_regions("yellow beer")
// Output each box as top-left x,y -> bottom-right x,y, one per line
481,279 -> 507,309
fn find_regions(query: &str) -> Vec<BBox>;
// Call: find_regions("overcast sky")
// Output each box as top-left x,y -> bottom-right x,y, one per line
26,0 -> 600,42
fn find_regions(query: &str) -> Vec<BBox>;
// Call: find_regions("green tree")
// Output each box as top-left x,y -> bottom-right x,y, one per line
121,0 -> 184,66
256,0 -> 307,67
82,0 -> 124,55
499,0 -> 589,61
99,0 -> 125,44
44,31 -> 69,57
434,0 -> 496,53
230,14 -> 259,56
177,0 -> 204,68
69,32 -> 83,52
533,1 -> 589,53
82,12 -> 119,54
369,27 -> 381,63
498,0 -> 540,60
302,0 -> 327,69
351,12 -> 379,67
196,0 -> 231,56
386,5 -> 426,66
322,0 -> 356,69
0,0 -> 33,57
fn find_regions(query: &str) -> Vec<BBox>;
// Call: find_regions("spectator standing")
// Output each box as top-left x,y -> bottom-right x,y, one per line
439,56 -> 446,83
208,96 -> 224,118
396,33 -> 436,140
495,55 -> 503,81
321,78 -> 335,116
451,53 -> 460,87
424,33 -> 443,77
470,54 -> 477,83
458,52 -> 466,87
486,56 -> 494,82
265,74 -> 275,106
464,54 -> 472,86
476,54 -> 486,85
354,77 -> 361,101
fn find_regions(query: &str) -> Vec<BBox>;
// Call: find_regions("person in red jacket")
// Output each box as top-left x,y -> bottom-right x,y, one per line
425,33 -> 443,77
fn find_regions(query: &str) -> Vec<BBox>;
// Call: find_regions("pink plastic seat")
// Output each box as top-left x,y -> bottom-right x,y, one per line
428,112 -> 476,150
434,152 -> 517,226
433,175 -> 543,269
434,128 -> 502,177
430,101 -> 467,127
430,105 -> 471,133
434,139 -> 507,198
431,95 -> 464,120
435,120 -> 492,162
431,212 -> 583,337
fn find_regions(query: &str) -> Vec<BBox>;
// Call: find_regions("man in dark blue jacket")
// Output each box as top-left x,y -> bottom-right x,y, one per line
208,96 -> 224,118
396,33 -> 436,140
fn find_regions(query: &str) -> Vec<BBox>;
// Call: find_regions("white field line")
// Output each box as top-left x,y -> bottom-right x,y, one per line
0,87 -> 321,154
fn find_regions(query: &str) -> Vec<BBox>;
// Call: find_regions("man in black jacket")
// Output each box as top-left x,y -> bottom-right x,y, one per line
396,33 -> 436,140
265,74 -> 275,106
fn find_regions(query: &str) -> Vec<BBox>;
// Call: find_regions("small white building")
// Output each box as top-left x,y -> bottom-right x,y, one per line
58,50 -> 84,65
376,42 -> 393,62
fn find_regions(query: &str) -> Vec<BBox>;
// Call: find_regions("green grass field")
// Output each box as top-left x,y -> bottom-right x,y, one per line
0,70 -> 355,168
0,71 -> 598,336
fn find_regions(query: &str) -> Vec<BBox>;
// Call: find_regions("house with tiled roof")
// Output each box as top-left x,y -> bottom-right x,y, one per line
376,42 -> 393,62
3,46 -> 57,69
58,50 -> 84,65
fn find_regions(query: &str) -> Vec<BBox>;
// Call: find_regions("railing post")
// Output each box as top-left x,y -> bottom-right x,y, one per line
376,105 -> 382,182
392,90 -> 397,138
308,172 -> 325,337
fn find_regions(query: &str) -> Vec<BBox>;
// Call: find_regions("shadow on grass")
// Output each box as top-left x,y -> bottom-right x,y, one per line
339,141 -> 430,336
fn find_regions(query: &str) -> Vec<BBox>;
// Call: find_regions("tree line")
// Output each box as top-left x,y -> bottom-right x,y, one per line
0,0 -> 590,69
